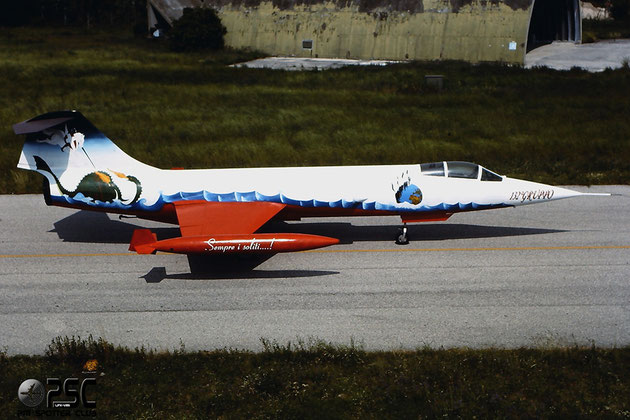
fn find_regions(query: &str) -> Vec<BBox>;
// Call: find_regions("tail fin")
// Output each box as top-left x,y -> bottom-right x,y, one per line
129,229 -> 158,254
14,110 -> 153,174
14,111 -> 156,207
32,155 -> 72,197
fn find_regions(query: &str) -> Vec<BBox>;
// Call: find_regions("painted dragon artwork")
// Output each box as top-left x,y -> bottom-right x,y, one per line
32,126 -> 142,205
34,155 -> 142,204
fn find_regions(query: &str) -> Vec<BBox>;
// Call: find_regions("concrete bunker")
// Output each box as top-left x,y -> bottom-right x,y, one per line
148,0 -> 583,65
527,0 -> 581,51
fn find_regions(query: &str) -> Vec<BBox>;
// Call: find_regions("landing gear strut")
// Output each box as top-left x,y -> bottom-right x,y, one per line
396,224 -> 409,245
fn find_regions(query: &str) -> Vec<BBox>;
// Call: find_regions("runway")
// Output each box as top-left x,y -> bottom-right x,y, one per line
1,186 -> 629,354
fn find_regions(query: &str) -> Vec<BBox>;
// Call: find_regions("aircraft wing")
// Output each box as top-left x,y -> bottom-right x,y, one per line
172,200 -> 287,235
129,200 -> 339,255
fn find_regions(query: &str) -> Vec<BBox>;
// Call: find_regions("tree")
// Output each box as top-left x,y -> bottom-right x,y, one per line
169,7 -> 226,52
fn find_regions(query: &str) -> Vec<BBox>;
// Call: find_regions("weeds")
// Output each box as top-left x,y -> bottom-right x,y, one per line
45,335 -> 118,364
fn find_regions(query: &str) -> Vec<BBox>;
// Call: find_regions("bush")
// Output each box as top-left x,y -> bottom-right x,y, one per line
169,7 -> 226,52
0,0 -> 147,28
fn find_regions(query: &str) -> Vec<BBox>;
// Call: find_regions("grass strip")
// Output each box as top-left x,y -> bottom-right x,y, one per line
1,336 -> 629,418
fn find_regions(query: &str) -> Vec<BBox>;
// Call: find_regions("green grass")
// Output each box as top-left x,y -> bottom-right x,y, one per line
1,27 -> 630,194
1,336 -> 629,418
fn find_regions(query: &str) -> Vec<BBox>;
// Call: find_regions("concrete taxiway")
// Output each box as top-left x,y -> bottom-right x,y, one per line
1,187 -> 629,355
231,41 -> 630,72
525,40 -> 630,72
231,57 -> 399,71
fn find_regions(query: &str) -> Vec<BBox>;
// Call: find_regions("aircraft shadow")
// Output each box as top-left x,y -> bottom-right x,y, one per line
142,266 -> 339,283
260,221 -> 564,244
51,210 -> 564,245
50,211 -> 179,243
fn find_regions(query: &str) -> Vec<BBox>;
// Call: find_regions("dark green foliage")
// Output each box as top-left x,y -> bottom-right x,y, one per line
0,0 -> 147,28
169,7 -> 227,52
1,336 -> 630,417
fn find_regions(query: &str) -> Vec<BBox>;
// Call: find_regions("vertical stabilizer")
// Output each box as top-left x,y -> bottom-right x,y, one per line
14,110 -> 149,173
13,111 -> 157,208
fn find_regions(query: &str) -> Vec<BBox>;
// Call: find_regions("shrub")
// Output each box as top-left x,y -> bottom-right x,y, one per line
169,7 -> 226,52
46,335 -> 117,364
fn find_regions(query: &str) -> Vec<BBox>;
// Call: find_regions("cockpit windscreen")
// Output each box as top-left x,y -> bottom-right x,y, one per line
421,161 -> 503,181
420,162 -> 445,176
446,161 -> 479,179
481,168 -> 503,181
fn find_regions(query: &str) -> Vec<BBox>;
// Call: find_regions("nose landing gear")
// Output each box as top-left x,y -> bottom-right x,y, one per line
395,224 -> 409,245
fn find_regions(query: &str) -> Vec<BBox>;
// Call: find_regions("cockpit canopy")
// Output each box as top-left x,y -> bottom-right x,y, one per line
420,161 -> 503,181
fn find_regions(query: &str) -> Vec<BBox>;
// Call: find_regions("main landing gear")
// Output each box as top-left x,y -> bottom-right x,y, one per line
396,224 -> 409,245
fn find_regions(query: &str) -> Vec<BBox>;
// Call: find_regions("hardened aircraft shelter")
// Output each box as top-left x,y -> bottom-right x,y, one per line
148,0 -> 582,64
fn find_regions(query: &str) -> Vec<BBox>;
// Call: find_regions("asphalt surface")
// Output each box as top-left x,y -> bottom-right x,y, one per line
1,186 -> 629,355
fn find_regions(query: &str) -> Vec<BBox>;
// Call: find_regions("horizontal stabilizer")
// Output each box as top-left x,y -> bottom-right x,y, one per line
129,229 -> 158,254
13,116 -> 74,135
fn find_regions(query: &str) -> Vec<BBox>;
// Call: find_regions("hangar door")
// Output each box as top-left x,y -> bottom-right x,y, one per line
527,0 -> 581,51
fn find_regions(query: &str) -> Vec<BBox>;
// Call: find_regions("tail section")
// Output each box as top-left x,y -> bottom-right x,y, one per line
129,229 -> 158,254
14,110 -> 149,173
33,155 -> 73,197
14,111 -> 156,208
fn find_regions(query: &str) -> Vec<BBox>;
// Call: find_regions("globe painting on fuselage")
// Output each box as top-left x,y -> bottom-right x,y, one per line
393,171 -> 423,205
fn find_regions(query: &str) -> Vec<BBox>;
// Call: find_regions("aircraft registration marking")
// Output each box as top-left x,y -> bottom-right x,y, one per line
509,190 -> 555,202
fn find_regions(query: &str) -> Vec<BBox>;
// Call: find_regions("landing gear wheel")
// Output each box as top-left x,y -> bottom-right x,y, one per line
395,225 -> 409,245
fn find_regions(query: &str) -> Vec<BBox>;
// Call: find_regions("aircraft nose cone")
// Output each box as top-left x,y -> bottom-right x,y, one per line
504,178 -> 584,205
548,185 -> 584,200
